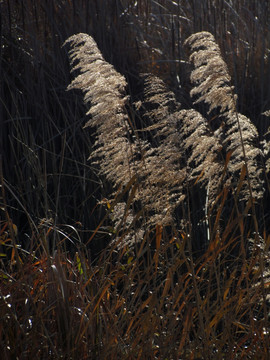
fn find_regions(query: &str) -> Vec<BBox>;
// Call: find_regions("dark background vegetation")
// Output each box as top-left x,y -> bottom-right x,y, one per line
2,1 -> 270,251
1,1 -> 270,358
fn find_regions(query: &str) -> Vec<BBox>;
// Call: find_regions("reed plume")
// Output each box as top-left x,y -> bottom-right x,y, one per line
65,31 -> 265,249
135,74 -> 186,224
185,31 -> 264,202
64,35 -> 186,244
64,33 -> 140,189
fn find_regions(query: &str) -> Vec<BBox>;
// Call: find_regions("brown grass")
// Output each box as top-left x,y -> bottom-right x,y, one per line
1,1 -> 270,359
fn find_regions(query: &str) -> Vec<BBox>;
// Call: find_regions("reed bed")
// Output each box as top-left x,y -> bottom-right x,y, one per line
1,1 -> 270,358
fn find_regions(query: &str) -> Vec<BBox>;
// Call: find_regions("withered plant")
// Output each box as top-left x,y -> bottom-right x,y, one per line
1,1 -> 270,358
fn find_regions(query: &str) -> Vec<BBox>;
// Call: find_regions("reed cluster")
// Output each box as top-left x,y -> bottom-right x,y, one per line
1,1 -> 270,358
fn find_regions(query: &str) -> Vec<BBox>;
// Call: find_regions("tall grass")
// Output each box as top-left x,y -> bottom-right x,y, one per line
1,1 -> 270,359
